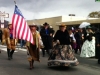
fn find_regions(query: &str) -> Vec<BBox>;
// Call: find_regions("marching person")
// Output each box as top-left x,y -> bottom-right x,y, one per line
68,28 -> 76,50
26,24 -> 40,70
40,22 -> 53,57
2,22 -> 17,60
48,24 -> 79,66
74,28 -> 84,54
80,26 -> 95,58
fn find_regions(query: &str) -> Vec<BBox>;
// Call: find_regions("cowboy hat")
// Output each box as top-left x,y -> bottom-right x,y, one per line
43,22 -> 49,26
8,22 -> 12,25
29,23 -> 37,27
59,24 -> 66,27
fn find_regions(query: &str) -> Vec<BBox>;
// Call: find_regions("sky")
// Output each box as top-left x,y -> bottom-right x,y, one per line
0,0 -> 100,21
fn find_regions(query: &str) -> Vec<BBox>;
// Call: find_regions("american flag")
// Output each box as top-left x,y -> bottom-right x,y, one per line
12,5 -> 34,44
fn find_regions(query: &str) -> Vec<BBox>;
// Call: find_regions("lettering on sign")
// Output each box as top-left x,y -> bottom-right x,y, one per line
1,24 -> 4,28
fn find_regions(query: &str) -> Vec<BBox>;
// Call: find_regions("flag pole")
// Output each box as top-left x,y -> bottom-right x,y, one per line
14,1 -> 20,50
14,1 -> 16,4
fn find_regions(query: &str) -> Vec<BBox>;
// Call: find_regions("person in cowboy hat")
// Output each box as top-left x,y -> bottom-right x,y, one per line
26,23 -> 41,70
40,22 -> 54,57
2,22 -> 17,60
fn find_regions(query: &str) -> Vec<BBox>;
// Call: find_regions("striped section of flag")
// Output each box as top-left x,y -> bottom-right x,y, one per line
12,5 -> 34,44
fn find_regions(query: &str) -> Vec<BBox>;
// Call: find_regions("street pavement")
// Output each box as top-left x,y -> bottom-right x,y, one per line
0,45 -> 100,75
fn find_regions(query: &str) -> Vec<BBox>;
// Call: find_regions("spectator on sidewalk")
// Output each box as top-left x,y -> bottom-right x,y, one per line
95,28 -> 100,64
20,39 -> 26,48
0,29 -> 3,43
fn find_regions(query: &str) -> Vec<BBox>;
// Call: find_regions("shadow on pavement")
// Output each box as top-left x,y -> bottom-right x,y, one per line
48,66 -> 78,71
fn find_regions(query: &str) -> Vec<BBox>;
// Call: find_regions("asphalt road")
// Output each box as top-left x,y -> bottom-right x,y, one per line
0,45 -> 100,75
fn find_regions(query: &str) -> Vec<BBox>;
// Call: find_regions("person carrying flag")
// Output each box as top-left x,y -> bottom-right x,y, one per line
26,24 -> 40,70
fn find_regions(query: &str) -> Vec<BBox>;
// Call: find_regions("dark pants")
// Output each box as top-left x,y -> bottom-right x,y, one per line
0,37 -> 2,42
42,40 -> 52,56
7,48 -> 15,60
20,40 -> 26,48
75,43 -> 82,53
98,59 -> 100,64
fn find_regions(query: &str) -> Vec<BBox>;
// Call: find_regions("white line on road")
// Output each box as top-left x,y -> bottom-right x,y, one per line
0,45 -> 42,52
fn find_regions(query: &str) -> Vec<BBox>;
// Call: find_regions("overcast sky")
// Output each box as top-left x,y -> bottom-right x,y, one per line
0,0 -> 100,21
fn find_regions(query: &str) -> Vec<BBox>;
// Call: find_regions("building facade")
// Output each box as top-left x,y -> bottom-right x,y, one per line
27,16 -> 96,31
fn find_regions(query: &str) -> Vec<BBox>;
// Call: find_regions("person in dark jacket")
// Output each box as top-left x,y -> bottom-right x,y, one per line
40,22 -> 53,57
95,28 -> 100,64
53,25 -> 71,45
48,24 -> 79,66
0,29 -> 3,42
74,28 -> 83,54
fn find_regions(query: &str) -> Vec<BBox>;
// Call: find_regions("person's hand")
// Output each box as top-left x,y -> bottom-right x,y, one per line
82,37 -> 84,39
50,33 -> 52,36
73,40 -> 76,43
15,41 -> 17,45
2,40 -> 5,45
97,44 -> 100,46
25,46 -> 29,49
57,40 -> 60,44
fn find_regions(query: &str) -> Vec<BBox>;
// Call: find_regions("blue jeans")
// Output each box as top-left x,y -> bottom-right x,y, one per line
20,40 -> 26,48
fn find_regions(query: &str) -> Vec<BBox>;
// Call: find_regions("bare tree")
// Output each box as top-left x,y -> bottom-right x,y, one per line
88,11 -> 100,18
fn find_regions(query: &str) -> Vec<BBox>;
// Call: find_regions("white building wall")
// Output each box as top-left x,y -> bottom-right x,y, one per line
61,16 -> 87,22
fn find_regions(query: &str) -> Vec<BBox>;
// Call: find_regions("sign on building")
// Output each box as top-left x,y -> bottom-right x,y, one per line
0,11 -> 9,28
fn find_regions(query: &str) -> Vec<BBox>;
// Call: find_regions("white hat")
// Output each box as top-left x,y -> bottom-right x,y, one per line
29,23 -> 37,26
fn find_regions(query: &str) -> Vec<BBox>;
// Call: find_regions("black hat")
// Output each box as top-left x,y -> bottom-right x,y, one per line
43,22 -> 49,26
68,27 -> 72,30
74,27 -> 79,30
86,26 -> 92,29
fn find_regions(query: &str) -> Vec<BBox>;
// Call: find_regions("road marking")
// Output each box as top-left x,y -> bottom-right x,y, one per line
16,48 -> 27,51
1,48 -> 18,52
0,45 -> 42,52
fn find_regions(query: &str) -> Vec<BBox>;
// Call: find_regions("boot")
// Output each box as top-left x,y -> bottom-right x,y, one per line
7,48 -> 11,60
42,48 -> 45,57
47,49 -> 52,56
48,49 -> 52,55
29,61 -> 33,70
10,50 -> 15,59
32,60 -> 34,68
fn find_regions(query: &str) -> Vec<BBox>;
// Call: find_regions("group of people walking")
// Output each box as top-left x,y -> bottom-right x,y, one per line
0,22 -> 100,70
67,26 -> 100,64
